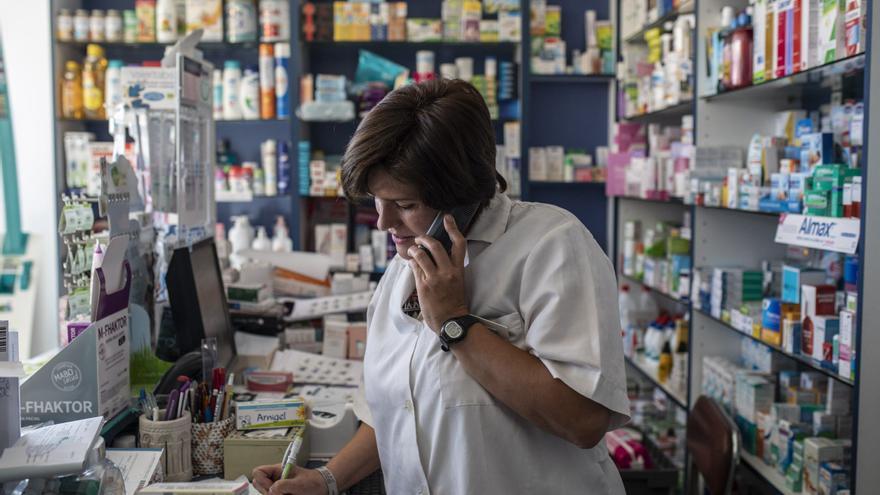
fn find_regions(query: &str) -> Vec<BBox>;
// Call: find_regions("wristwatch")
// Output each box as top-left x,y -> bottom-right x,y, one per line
439,315 -> 479,352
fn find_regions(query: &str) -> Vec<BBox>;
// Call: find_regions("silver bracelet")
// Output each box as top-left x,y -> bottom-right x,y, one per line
315,465 -> 339,495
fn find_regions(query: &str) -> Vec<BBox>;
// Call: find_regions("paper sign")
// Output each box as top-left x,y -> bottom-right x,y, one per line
775,214 -> 860,254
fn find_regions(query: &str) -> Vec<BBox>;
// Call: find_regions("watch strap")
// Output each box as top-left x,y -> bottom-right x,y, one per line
315,465 -> 338,495
440,314 -> 480,351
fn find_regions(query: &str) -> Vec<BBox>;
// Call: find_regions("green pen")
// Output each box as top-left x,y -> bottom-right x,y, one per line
281,430 -> 305,479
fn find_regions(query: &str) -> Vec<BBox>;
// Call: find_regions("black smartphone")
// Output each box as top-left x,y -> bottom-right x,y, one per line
418,203 -> 480,260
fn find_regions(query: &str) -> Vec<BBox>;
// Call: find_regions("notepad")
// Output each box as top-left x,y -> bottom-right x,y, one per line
0,416 -> 103,482
139,478 -> 250,495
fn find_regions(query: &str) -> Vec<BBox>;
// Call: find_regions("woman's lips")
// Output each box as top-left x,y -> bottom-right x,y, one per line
392,234 -> 414,245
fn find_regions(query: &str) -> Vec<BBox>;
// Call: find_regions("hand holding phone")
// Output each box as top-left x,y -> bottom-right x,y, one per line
418,203 -> 480,261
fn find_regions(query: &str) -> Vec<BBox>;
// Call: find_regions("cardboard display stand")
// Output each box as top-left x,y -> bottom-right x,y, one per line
20,263 -> 132,426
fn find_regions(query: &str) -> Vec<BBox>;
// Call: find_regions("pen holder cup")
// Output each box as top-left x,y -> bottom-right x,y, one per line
192,416 -> 235,476
139,410 -> 193,482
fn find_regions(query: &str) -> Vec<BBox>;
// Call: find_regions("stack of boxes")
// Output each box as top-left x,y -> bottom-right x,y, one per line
605,117 -> 695,200
308,1 -> 521,43
694,255 -> 858,380
530,2 -> 613,75
708,268 -> 764,320
620,217 -> 691,299
684,104 -> 864,216
528,146 -> 606,183
702,352 -> 854,494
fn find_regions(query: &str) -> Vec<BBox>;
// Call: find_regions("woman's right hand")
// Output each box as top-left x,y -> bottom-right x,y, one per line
252,464 -> 327,495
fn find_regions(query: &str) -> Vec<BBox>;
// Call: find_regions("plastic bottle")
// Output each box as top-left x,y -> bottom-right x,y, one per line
215,223 -> 232,266
272,216 -> 293,252
82,44 -> 108,120
259,44 -> 275,119
156,0 -> 179,43
227,0 -> 258,43
619,285 -> 637,357
105,10 -> 123,42
277,140 -> 291,195
62,61 -> 84,120
123,10 -> 138,43
89,10 -> 105,42
262,139 -> 278,196
104,60 -> 124,117
57,9 -> 74,41
73,9 -> 90,42
274,43 -> 290,118
658,340 -> 673,383
212,69 -> 223,120
637,285 -> 660,327
240,65 -> 261,120
252,227 -> 272,251
229,216 -> 255,255
223,61 -> 243,120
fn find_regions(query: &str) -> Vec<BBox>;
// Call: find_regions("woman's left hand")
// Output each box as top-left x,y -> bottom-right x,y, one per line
407,214 -> 470,333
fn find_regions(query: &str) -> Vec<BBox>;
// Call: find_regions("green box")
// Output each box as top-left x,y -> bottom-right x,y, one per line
804,190 -> 829,214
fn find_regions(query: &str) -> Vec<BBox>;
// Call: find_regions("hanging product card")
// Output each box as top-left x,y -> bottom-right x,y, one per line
774,213 -> 860,254
121,67 -> 178,111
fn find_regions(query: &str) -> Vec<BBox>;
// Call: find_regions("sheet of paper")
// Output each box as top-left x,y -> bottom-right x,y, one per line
106,449 -> 164,495
270,350 -> 362,387
234,332 -> 280,357
0,416 -> 103,482
142,476 -> 250,495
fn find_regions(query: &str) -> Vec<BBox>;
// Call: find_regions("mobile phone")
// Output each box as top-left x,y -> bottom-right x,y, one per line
418,203 -> 480,260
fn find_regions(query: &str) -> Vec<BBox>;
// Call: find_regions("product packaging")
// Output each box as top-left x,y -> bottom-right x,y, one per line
186,0 -> 223,42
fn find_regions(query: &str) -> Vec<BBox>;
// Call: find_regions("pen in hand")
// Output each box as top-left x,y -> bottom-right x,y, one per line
281,431 -> 305,479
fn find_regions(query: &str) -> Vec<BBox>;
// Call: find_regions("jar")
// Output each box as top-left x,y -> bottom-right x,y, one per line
73,9 -> 90,42
89,10 -> 105,42
105,10 -> 123,42
57,9 -> 74,41
227,0 -> 257,43
123,10 -> 138,43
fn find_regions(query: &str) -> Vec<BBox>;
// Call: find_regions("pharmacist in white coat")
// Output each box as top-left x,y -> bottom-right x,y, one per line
254,79 -> 631,495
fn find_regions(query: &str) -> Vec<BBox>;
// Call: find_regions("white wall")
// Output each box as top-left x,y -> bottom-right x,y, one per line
0,0 -> 60,357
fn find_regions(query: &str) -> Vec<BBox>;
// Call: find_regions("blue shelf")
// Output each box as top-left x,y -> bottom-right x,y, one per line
623,101 -> 693,123
305,40 -> 519,48
529,74 -> 615,83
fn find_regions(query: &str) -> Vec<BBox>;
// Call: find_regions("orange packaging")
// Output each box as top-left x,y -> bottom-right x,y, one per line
259,43 -> 276,119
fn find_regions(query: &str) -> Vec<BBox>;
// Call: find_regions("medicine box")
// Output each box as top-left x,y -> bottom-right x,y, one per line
782,265 -> 827,303
801,133 -> 834,170
819,0 -> 843,64
818,462 -> 849,495
235,398 -> 307,430
804,438 -> 849,495
224,427 -> 309,480
838,310 -> 855,380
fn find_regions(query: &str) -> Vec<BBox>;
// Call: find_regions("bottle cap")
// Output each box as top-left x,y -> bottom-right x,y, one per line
224,60 -> 242,69
86,44 -> 104,57
108,60 -> 124,69
259,43 -> 274,56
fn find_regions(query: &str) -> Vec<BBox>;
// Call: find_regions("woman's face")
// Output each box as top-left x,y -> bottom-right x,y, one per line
368,169 -> 439,260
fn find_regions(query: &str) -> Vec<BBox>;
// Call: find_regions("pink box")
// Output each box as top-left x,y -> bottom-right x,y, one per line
606,152 -> 631,196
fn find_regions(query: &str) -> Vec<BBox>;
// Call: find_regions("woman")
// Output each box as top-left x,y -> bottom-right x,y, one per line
254,79 -> 630,494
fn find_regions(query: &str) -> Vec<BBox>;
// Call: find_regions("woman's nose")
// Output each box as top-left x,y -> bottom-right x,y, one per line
376,203 -> 397,231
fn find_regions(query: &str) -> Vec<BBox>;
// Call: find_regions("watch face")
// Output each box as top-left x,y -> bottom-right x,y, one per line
444,321 -> 464,339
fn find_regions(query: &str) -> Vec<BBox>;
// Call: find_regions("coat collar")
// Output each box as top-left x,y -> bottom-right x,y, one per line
466,193 -> 512,245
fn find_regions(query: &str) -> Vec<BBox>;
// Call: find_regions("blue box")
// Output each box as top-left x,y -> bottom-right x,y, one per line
782,265 -> 827,304
800,133 -> 835,170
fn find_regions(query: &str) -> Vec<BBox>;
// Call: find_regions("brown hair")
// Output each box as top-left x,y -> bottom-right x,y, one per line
341,79 -> 507,210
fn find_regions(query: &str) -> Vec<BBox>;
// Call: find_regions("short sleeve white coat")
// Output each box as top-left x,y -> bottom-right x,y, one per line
353,193 -> 631,494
